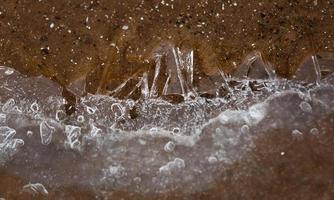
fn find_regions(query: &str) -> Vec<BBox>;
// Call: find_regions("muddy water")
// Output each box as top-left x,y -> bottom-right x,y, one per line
0,1 -> 334,200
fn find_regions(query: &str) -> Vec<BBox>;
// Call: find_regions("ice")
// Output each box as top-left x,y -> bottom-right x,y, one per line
218,102 -> 268,126
39,121 -> 55,145
0,126 -> 24,165
248,103 -> 268,124
88,124 -> 102,137
233,51 -> 276,80
0,114 -> 6,124
164,141 -> 176,152
55,110 -> 66,121
292,129 -> 304,140
133,177 -> 142,184
110,103 -> 125,120
107,44 -> 197,100
172,127 -> 180,135
2,98 -> 21,113
27,130 -> 33,137
240,124 -> 250,134
100,164 -> 127,185
293,53 -> 334,84
64,125 -> 82,151
103,165 -> 126,179
299,101 -> 312,113
22,183 -> 48,196
4,68 -> 14,75
0,126 -> 16,143
66,75 -> 87,97
309,128 -> 320,136
159,158 -> 186,175
85,105 -> 97,114
77,115 -> 85,123
207,156 -> 218,164
30,101 -> 40,113
0,50 -> 333,197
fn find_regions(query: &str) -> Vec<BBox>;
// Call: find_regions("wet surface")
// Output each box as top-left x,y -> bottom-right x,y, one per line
0,1 -> 334,200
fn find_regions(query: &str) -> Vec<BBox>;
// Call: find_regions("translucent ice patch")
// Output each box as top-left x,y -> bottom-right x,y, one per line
164,141 -> 176,152
0,126 -> 24,165
0,50 -> 333,197
233,51 -> 276,80
39,121 -> 55,145
159,158 -> 186,175
293,53 -> 334,84
64,125 -> 82,151
299,101 -> 312,113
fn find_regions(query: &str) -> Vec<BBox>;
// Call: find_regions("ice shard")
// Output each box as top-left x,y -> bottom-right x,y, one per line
232,51 -> 276,80
107,44 -> 198,100
293,53 -> 334,84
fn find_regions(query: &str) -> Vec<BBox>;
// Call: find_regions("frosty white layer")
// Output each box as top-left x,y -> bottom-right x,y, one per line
0,52 -> 333,196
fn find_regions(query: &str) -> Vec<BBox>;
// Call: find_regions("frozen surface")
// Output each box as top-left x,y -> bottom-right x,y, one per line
0,49 -> 334,198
